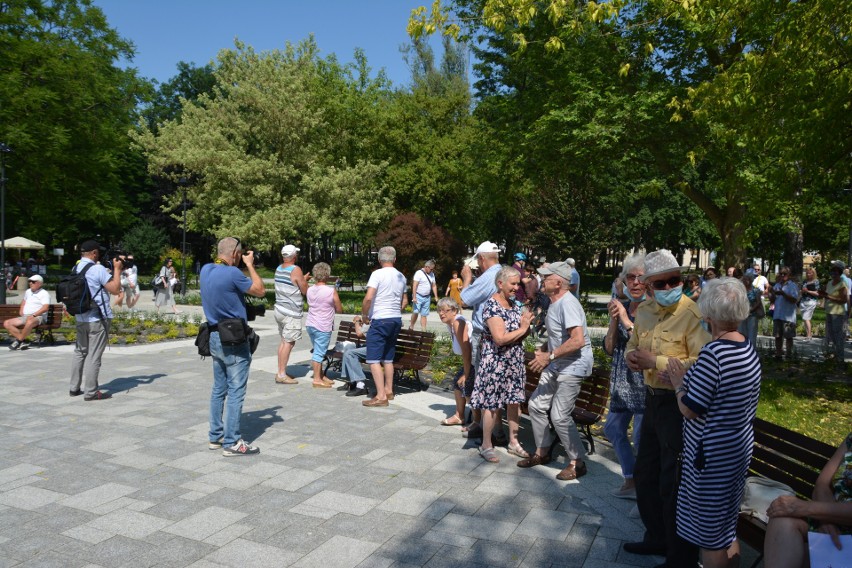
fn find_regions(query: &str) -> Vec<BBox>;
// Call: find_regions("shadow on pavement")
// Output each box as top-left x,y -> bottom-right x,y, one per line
101,373 -> 167,394
242,405 -> 285,442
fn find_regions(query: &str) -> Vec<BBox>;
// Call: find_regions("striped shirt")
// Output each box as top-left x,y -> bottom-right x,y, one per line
676,338 -> 762,549
274,265 -> 303,317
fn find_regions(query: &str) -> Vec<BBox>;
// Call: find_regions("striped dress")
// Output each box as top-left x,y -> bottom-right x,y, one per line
676,338 -> 762,550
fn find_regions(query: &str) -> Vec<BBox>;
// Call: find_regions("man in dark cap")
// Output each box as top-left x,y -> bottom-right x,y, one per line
69,240 -> 123,400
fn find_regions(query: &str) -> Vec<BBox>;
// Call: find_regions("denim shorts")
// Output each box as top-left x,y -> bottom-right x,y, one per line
366,318 -> 402,364
413,294 -> 431,316
451,368 -> 476,398
306,326 -> 332,363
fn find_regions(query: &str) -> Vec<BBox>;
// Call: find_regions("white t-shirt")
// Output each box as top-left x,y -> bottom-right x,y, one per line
23,288 -> 50,316
413,269 -> 435,297
546,292 -> 593,376
367,266 -> 406,320
752,274 -> 768,293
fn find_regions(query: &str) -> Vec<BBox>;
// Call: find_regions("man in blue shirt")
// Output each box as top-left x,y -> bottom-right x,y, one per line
201,237 -> 265,456
69,240 -> 123,401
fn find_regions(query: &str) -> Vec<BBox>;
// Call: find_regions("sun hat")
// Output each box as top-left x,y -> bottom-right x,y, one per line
475,241 -> 500,256
28,274 -> 43,283
281,244 -> 299,257
538,261 -> 573,281
641,249 -> 687,282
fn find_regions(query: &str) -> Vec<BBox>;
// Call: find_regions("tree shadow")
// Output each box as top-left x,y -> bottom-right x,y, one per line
100,373 -> 167,394
242,405 -> 285,443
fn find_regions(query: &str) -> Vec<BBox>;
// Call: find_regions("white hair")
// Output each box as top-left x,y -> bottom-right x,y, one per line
378,246 -> 396,263
698,277 -> 749,324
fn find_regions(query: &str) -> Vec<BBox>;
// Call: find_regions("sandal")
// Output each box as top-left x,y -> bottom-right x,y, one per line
478,446 -> 499,463
507,443 -> 530,459
441,416 -> 464,426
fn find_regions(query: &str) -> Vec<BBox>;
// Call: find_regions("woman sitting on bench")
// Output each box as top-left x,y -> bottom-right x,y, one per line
764,432 -> 852,568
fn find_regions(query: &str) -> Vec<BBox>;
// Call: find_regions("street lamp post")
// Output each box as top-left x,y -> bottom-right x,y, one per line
0,143 -> 11,305
844,186 -> 852,267
179,178 -> 188,299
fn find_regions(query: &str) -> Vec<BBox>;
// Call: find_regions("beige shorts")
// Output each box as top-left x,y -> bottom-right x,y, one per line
274,311 -> 303,342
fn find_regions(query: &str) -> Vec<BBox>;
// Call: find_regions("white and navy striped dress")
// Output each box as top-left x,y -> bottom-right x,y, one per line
676,338 -> 762,550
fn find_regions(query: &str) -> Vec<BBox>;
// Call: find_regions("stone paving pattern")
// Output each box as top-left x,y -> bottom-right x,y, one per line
0,309 -> 763,567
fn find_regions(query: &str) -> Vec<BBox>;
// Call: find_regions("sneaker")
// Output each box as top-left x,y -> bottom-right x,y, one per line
209,438 -> 223,450
19,340 -> 31,350
9,340 -> 20,350
222,439 -> 259,457
69,389 -> 83,397
83,391 -> 112,401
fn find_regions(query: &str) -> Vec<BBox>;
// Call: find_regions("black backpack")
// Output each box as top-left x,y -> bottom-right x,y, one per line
56,263 -> 100,316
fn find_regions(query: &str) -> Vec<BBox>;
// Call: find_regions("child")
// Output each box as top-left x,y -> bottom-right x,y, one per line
306,263 -> 342,388
436,297 -> 473,426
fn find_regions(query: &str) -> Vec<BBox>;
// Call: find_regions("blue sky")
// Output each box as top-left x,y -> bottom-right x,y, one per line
92,0 -> 441,88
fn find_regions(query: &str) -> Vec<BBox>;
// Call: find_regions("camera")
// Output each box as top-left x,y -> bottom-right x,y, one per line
245,299 -> 266,321
102,249 -> 129,271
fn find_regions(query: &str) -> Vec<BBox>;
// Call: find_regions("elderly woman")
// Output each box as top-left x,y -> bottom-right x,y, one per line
469,266 -> 533,463
603,253 -> 646,498
738,273 -> 764,346
665,278 -> 762,568
155,258 -> 181,314
821,262 -> 849,365
436,297 -> 472,426
764,432 -> 852,568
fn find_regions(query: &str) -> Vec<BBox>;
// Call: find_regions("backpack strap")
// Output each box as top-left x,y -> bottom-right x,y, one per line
76,262 -> 107,320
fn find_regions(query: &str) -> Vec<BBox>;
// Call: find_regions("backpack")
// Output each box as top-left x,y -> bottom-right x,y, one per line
56,263 -> 99,316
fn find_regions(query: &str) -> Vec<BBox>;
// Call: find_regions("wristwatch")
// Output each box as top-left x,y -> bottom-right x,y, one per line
548,352 -> 555,362
675,386 -> 687,396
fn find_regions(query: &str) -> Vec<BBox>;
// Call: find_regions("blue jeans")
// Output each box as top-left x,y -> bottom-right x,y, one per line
209,331 -> 252,448
603,410 -> 643,479
342,346 -> 368,382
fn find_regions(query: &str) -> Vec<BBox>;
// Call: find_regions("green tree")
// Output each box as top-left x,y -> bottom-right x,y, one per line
118,219 -> 168,273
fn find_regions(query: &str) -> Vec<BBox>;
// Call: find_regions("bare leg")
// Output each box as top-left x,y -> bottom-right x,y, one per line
507,403 -> 521,446
4,319 -> 23,341
420,315 -> 427,332
701,541 -> 740,568
311,361 -> 324,384
764,516 -> 809,568
126,292 -> 139,309
369,362 -> 386,400
409,313 -> 417,330
277,340 -> 295,378
383,362 -> 394,398
481,409 -> 498,450
804,319 -> 812,339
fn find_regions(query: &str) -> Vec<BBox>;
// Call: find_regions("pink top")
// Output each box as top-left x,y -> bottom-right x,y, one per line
306,284 -> 335,332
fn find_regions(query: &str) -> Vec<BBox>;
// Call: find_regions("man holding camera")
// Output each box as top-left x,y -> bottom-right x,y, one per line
69,240 -> 123,401
200,237 -> 265,456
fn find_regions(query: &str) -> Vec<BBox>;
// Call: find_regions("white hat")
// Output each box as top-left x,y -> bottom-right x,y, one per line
28,274 -> 43,283
281,244 -> 299,257
641,249 -> 686,282
564,257 -> 575,267
475,241 -> 500,256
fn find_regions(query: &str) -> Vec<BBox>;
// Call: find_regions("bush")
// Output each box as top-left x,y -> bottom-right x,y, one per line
119,220 -> 169,273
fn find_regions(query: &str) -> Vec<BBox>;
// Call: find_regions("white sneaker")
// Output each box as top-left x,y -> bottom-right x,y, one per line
222,439 -> 259,457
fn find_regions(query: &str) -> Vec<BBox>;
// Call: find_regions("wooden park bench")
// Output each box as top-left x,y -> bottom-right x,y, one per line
0,303 -> 65,346
522,356 -> 611,455
737,417 -> 836,568
322,320 -> 365,375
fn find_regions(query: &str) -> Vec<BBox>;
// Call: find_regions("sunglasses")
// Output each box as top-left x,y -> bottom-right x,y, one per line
650,275 -> 682,290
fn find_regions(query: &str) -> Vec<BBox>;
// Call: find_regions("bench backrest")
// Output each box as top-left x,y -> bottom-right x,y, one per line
575,370 -> 611,417
749,417 -> 836,498
333,320 -> 364,347
0,303 -> 64,326
393,329 -> 435,371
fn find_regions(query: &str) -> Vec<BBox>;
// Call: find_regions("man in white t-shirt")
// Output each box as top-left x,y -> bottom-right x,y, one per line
6,275 -> 51,350
519,261 -> 593,481
751,263 -> 769,294
409,259 -> 439,332
361,246 -> 407,407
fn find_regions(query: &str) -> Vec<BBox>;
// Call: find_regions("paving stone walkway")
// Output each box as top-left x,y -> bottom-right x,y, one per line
1,311 -> 763,568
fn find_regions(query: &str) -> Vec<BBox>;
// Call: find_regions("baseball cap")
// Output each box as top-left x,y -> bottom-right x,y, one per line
514,252 -> 527,261
281,244 -> 300,257
538,261 -> 573,281
564,257 -> 576,267
80,239 -> 104,252
475,241 -> 500,256
28,274 -> 43,283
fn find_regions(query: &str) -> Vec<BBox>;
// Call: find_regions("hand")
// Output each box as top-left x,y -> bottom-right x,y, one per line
665,358 -> 687,388
766,495 -> 809,519
113,258 -> 123,270
242,250 -> 255,267
460,264 -> 473,282
304,272 -> 311,281
608,299 -> 626,322
627,348 -> 656,371
528,350 -> 550,372
521,309 -> 534,329
457,374 -> 466,388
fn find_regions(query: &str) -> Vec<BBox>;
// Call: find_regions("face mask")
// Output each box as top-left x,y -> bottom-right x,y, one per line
655,285 -> 683,307
628,292 -> 646,303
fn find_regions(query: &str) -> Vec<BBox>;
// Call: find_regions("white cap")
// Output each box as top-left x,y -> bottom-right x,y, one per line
475,241 -> 500,256
281,244 -> 299,257
564,257 -> 576,267
28,274 -> 43,283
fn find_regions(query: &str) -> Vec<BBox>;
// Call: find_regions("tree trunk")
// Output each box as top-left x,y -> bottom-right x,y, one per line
784,219 -> 804,277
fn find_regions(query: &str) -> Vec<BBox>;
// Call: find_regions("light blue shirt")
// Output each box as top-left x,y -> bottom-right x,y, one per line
842,274 -> 852,309
460,264 -> 502,332
570,269 -> 580,298
75,257 -> 113,323
772,280 -> 799,323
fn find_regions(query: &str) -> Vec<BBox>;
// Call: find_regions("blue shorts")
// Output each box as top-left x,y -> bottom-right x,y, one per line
452,368 -> 476,398
306,326 -> 332,363
365,318 -> 402,364
413,294 -> 431,316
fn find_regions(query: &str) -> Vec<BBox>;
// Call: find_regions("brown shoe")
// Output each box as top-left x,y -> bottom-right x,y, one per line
517,454 -> 551,468
312,382 -> 332,389
275,375 -> 298,384
387,393 -> 395,401
556,461 -> 587,480
362,398 -> 388,407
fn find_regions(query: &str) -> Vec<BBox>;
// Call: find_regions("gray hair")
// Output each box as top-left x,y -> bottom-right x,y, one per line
698,277 -> 749,325
377,246 -> 396,264
312,262 -> 331,282
424,259 -> 436,268
495,266 -> 520,287
620,253 -> 646,280
437,297 -> 460,312
217,237 -> 241,256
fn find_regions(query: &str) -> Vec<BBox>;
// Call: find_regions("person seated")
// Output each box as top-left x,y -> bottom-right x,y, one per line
338,316 -> 370,397
5,275 -> 50,350
764,432 -> 852,568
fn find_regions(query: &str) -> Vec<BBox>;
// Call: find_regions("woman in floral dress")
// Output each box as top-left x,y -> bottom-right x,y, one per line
469,266 -> 533,463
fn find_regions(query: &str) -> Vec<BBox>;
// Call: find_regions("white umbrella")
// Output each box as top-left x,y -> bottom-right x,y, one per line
2,236 -> 46,250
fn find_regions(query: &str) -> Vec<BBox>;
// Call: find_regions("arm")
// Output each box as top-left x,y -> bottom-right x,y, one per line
666,358 -> 700,419
353,316 -> 366,339
332,289 -> 342,314
604,299 -> 630,355
455,319 -> 472,383
432,281 -> 439,303
291,266 -> 309,296
460,264 -> 474,290
529,325 -> 586,372
486,310 -> 533,346
242,252 -> 265,297
361,287 -> 376,323
104,262 -> 123,295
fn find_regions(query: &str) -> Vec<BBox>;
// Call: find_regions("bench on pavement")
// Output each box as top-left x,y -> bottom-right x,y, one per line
335,279 -> 354,291
522,357 -> 611,455
0,303 -> 65,346
322,320 -> 365,375
737,418 -> 836,568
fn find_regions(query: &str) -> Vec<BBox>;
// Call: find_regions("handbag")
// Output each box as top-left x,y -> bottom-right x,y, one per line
195,322 -> 211,357
739,476 -> 795,524
217,317 -> 248,345
248,327 -> 260,354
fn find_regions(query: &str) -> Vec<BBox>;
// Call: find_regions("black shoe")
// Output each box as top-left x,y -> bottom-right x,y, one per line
346,387 -> 368,397
623,541 -> 666,556
9,340 -> 20,350
84,391 -> 112,401
69,389 -> 83,397
19,340 -> 31,350
337,382 -> 353,391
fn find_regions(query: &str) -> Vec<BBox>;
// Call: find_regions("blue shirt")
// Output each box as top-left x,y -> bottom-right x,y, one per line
772,280 -> 799,323
570,269 -> 580,298
200,263 -> 252,325
460,264 -> 502,332
75,257 -> 113,323
843,275 -> 852,309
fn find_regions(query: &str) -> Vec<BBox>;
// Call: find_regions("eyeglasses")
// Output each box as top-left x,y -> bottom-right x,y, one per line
779,272 -> 790,277
650,275 -> 682,290
625,274 -> 643,282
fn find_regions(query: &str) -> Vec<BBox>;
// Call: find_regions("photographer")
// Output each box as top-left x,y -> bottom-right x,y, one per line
200,237 -> 265,457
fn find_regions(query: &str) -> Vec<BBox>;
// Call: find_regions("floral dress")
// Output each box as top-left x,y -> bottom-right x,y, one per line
832,432 -> 852,533
469,298 -> 527,410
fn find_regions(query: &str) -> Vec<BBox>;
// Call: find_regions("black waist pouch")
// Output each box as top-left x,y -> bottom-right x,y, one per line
218,317 -> 248,345
195,322 -> 211,357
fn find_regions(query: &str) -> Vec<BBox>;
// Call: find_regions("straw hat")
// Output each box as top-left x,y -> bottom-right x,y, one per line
641,249 -> 687,282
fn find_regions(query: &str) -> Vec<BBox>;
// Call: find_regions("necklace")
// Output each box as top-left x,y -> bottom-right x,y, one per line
714,330 -> 738,341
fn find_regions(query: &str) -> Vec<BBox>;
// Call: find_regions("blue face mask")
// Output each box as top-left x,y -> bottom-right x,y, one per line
655,285 -> 683,307
628,292 -> 646,303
